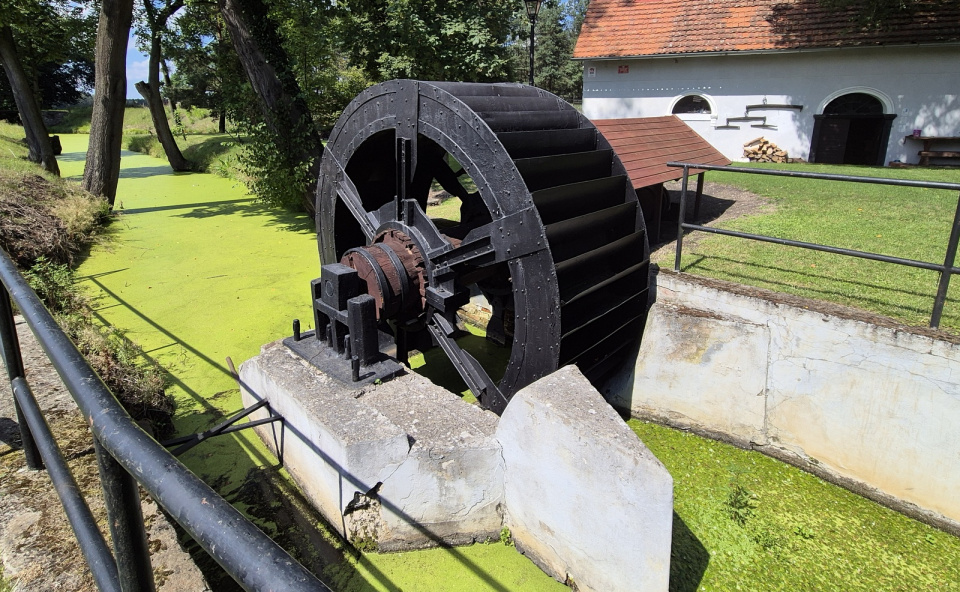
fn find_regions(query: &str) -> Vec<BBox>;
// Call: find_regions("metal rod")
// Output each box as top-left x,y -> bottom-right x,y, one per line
674,165 -> 690,271
0,283 -> 42,469
666,162 -> 960,191
11,376 -> 122,592
94,436 -> 156,592
680,222 -> 960,273
166,399 -> 270,455
693,172 -> 705,220
930,190 -> 960,328
529,19 -> 536,86
669,162 -> 960,325
0,248 -> 331,592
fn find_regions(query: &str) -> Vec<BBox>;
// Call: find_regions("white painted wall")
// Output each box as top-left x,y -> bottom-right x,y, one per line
581,45 -> 960,164
607,270 -> 960,531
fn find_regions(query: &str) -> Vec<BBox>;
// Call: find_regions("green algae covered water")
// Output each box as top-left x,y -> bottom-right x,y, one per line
58,135 -> 564,591
57,135 -> 960,591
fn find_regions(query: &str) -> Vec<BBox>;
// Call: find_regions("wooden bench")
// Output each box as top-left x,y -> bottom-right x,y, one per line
905,136 -> 960,166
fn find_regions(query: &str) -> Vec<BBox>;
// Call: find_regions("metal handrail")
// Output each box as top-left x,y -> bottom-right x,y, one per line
0,248 -> 332,591
667,162 -> 960,329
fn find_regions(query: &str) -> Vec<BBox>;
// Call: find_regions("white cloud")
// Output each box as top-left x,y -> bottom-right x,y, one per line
127,58 -> 150,86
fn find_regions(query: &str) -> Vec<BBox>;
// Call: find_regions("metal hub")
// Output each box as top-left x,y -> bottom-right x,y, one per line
341,229 -> 426,321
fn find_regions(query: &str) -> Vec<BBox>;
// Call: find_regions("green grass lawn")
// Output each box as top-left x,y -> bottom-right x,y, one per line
663,163 -> 960,333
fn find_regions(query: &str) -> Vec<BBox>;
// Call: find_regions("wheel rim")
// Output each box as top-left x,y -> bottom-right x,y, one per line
317,80 -> 649,413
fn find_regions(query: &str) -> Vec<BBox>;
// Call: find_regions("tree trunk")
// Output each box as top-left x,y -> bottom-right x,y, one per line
218,0 -> 323,215
139,0 -> 189,171
0,26 -> 60,176
82,0 -> 134,206
160,58 -> 177,111
219,110 -> 226,134
136,41 -> 189,170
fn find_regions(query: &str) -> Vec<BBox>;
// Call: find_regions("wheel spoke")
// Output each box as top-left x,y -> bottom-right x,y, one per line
332,154 -> 376,240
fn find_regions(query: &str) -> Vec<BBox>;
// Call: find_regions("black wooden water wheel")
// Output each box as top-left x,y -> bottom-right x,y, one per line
316,80 -> 650,414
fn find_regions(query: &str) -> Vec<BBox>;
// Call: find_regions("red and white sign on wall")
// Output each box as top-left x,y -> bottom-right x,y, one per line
618,65 -> 629,74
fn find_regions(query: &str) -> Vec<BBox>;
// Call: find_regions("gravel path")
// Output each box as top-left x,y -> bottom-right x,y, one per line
0,316 -> 209,591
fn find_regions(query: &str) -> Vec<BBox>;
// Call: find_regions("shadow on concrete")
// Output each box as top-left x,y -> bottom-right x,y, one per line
669,513 -> 709,592
243,375 -> 519,592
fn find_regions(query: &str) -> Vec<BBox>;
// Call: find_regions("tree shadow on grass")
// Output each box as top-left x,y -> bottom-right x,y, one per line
670,513 -> 710,592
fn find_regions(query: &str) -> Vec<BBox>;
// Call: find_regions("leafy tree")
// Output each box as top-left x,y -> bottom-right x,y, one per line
165,2 -> 248,133
218,0 -> 324,213
0,24 -> 60,174
0,0 -> 96,111
534,0 -> 582,102
133,0 -> 190,171
336,0 -> 517,82
83,0 -> 134,205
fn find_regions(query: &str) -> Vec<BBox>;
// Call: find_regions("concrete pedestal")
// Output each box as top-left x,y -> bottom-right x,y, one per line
240,342 -> 673,590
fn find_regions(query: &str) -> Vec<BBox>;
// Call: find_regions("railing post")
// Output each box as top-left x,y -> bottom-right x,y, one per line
93,436 -> 156,592
930,190 -> 960,328
0,282 -> 43,469
674,165 -> 691,272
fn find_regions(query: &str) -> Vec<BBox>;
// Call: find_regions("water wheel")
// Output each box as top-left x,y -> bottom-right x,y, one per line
316,80 -> 649,414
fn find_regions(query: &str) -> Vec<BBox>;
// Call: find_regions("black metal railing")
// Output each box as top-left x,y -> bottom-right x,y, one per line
0,248 -> 332,592
667,163 -> 960,329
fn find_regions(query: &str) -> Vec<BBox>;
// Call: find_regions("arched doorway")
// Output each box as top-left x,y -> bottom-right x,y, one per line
810,92 -> 896,165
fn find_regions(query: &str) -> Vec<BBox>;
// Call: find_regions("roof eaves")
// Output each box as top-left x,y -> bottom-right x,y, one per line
573,40 -> 960,61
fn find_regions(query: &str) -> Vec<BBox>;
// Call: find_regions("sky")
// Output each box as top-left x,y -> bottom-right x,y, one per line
126,33 -> 151,99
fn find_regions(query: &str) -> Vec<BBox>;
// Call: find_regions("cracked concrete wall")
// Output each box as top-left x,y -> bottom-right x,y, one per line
239,341 -> 505,551
612,270 -> 960,525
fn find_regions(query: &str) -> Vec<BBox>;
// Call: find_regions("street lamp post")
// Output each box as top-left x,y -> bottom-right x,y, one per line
525,0 -> 543,86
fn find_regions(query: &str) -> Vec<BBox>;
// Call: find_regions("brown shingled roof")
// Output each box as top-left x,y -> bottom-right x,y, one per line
595,116 -> 731,188
574,0 -> 960,59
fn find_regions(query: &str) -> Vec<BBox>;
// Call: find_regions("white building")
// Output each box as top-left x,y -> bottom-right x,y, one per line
574,0 -> 960,166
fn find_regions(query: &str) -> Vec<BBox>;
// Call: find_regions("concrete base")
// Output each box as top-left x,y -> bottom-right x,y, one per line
240,340 -> 503,551
498,366 -> 673,592
240,342 -> 674,591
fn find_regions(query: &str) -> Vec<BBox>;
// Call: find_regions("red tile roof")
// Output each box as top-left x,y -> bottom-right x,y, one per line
574,0 -> 960,59
595,116 -> 731,188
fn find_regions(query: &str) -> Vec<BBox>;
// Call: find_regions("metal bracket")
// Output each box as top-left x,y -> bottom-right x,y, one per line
161,399 -> 280,457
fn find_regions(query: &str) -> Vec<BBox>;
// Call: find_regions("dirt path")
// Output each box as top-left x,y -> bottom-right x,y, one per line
650,179 -> 774,264
0,316 -> 209,591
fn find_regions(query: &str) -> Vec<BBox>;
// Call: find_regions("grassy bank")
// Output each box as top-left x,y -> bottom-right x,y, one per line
49,105 -> 245,180
661,163 -> 960,332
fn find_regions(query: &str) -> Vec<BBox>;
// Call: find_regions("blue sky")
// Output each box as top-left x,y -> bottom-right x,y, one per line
126,33 -> 151,99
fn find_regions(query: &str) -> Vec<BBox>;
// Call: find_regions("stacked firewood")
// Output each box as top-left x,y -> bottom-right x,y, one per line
743,137 -> 788,163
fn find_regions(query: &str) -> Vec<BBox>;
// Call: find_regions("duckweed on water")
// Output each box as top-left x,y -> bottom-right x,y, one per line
630,419 -> 960,591
57,135 -> 562,591
56,135 -> 959,591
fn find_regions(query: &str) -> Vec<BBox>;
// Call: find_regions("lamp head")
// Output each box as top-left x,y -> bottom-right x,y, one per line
524,0 -> 543,20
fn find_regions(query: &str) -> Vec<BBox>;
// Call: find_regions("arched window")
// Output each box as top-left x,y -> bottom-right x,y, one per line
823,93 -> 883,116
672,94 -> 712,115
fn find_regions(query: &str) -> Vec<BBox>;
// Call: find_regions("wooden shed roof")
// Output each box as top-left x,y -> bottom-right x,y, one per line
594,116 -> 731,188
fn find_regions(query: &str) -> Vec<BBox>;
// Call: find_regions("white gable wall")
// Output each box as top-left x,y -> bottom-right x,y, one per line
581,45 -> 960,164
